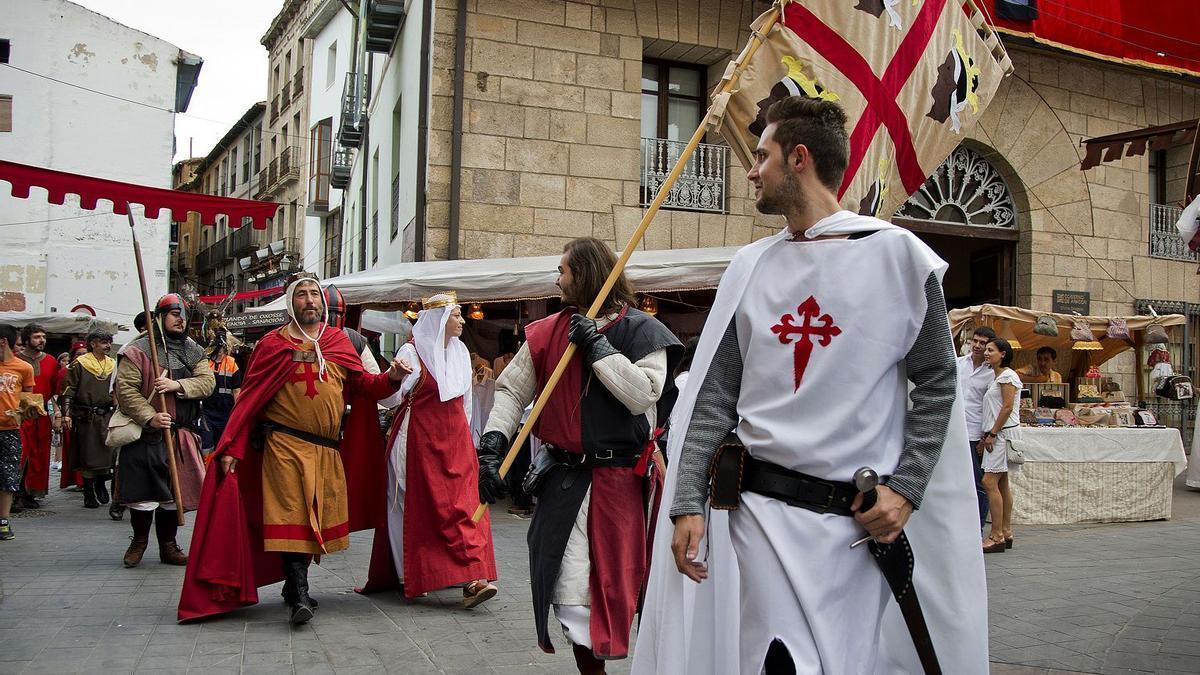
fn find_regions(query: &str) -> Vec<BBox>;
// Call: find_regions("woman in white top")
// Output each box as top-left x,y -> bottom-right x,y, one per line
979,337 -> 1023,554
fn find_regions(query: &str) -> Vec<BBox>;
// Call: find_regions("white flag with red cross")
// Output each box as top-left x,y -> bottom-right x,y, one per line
710,0 -> 1012,219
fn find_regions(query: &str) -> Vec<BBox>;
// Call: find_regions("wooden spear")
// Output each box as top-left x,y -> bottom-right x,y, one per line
126,206 -> 186,526
472,2 -> 786,522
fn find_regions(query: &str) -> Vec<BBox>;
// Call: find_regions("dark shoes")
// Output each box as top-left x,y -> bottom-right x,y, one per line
282,554 -> 315,625
19,494 -> 40,510
95,479 -> 110,505
123,536 -> 149,567
108,503 -> 125,521
83,479 -> 99,509
159,541 -> 188,566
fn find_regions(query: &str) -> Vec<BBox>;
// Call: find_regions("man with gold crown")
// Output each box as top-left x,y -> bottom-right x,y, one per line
179,272 -> 409,625
113,293 -> 213,568
359,291 -> 499,607
61,328 -> 117,509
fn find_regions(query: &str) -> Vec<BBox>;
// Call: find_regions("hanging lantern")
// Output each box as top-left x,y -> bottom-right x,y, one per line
995,319 -> 1022,350
467,303 -> 485,320
638,295 -> 658,316
403,302 -> 419,321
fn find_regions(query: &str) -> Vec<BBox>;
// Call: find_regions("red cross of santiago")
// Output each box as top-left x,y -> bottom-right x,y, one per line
783,0 -> 949,199
771,296 -> 841,391
291,361 -> 320,399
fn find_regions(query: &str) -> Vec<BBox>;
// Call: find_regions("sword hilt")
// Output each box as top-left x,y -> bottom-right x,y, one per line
853,466 -> 879,512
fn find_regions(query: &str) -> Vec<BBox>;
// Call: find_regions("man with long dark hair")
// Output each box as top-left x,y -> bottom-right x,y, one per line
16,323 -> 61,509
478,237 -> 682,673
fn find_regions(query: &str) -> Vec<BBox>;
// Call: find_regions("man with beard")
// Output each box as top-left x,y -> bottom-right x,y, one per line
16,324 -> 61,509
179,273 -> 409,625
114,294 -> 213,567
478,237 -> 681,673
634,97 -> 987,674
61,329 -> 117,509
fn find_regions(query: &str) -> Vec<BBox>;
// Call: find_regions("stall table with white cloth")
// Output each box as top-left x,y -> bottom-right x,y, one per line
1009,427 -> 1187,524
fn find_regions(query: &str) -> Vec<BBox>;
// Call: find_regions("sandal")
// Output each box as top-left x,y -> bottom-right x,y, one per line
982,536 -> 1006,554
462,580 -> 497,609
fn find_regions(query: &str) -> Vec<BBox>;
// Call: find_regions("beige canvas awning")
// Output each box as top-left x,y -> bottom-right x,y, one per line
947,304 -> 1185,368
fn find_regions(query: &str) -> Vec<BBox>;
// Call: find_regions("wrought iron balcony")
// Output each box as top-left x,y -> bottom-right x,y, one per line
229,223 -> 260,256
281,82 -> 292,112
254,167 -> 271,200
196,238 -> 229,274
1149,203 -> 1197,262
279,146 -> 301,183
270,94 -> 279,123
339,73 -> 367,148
365,0 -> 407,53
330,146 -> 353,190
293,67 -> 304,100
640,138 -> 728,214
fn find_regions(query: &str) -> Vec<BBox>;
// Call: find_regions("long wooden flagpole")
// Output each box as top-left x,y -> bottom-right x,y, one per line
472,2 -> 786,522
126,207 -> 186,526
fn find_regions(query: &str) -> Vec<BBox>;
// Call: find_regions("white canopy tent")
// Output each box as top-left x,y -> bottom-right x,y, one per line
250,246 -> 739,312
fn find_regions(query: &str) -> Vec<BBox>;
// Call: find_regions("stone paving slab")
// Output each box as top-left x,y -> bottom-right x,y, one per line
2,474 -> 1200,673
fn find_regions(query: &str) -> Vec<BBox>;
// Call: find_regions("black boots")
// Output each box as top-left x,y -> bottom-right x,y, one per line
82,478 -> 99,509
154,508 -> 188,565
281,553 -> 315,625
94,477 -> 110,504
123,509 -> 153,567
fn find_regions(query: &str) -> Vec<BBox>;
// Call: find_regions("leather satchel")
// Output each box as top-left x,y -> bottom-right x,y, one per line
105,409 -> 142,448
709,434 -> 747,511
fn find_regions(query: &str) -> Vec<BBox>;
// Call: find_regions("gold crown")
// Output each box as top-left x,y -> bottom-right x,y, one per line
422,291 -> 458,310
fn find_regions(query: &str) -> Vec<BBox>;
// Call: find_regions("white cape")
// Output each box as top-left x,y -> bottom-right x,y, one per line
632,214 -> 989,674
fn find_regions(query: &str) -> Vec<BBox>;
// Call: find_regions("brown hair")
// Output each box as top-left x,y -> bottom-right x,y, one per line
562,238 -> 636,313
765,97 -> 850,191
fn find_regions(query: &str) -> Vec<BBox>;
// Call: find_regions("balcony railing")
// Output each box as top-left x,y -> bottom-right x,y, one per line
230,223 -> 259,256
196,238 -> 229,274
257,147 -> 301,198
640,138 -> 728,214
293,67 -> 305,100
339,73 -> 367,147
331,146 -> 353,189
255,167 -> 271,200
391,173 -> 400,240
281,82 -> 292,112
1149,203 -> 1198,262
279,146 -> 301,183
270,94 -> 280,123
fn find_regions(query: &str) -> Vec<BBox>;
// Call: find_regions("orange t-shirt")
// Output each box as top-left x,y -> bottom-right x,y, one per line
0,355 -> 36,431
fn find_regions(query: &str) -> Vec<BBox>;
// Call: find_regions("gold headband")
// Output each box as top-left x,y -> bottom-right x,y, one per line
422,291 -> 457,310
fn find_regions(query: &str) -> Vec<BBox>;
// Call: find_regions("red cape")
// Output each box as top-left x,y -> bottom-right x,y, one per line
178,325 -> 396,622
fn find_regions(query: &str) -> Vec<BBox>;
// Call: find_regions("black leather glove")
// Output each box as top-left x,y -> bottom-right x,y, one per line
477,431 -> 510,504
568,313 -> 620,366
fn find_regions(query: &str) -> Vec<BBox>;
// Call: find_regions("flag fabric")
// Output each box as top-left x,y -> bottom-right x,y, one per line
710,0 -> 1012,220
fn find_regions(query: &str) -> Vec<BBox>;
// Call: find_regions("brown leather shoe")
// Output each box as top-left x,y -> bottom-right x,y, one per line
159,540 -> 188,565
123,536 -> 149,568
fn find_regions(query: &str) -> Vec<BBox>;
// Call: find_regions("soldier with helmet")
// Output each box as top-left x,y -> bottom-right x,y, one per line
61,327 -> 118,509
112,293 -> 214,567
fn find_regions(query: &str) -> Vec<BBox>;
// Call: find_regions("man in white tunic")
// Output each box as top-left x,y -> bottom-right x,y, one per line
650,97 -> 988,673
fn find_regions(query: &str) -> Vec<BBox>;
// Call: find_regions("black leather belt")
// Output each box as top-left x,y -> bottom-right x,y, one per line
547,445 -> 640,468
741,455 -> 860,517
259,421 -> 340,450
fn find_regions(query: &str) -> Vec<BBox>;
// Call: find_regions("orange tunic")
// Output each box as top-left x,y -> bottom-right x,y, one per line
260,341 -> 351,554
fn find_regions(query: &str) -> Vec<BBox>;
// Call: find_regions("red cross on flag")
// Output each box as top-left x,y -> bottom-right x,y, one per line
710,0 -> 1012,220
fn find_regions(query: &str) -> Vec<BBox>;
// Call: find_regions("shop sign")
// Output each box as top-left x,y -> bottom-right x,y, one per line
1051,290 -> 1090,315
224,309 -> 289,330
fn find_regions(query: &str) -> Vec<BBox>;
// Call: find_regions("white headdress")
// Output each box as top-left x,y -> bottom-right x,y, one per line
411,291 -> 471,401
284,275 -> 329,380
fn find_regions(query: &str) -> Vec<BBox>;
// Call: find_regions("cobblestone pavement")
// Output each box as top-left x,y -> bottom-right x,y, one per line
1,475 -> 1199,674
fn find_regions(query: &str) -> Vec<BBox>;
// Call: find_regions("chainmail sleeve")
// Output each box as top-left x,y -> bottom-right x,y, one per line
887,271 -> 957,509
669,319 -> 742,518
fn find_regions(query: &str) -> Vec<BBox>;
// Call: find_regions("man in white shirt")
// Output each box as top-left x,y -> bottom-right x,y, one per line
956,326 -> 996,529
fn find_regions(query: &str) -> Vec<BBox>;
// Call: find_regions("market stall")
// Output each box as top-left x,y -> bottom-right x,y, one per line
949,305 -> 1190,524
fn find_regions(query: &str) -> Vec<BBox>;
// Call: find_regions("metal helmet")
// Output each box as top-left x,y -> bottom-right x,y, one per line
156,293 -> 189,322
324,285 -> 347,329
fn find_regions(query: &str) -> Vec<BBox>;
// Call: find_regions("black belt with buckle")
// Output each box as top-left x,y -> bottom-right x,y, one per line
741,455 -> 859,517
258,421 -> 341,450
547,445 -> 641,468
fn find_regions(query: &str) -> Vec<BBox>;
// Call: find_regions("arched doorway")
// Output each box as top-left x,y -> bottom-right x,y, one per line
895,146 -> 1020,310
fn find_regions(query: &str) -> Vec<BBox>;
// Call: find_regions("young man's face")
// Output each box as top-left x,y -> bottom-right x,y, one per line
969,332 -> 990,358
162,309 -> 187,337
292,282 -> 325,326
25,331 -> 46,353
556,252 -> 576,306
1037,351 -> 1055,372
748,123 -> 804,216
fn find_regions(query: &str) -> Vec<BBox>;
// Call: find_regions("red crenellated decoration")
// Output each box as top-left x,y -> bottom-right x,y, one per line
0,159 -> 278,229
988,0 -> 1200,78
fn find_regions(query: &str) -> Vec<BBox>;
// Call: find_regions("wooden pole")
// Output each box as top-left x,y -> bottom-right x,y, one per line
126,208 -> 186,526
472,2 -> 786,522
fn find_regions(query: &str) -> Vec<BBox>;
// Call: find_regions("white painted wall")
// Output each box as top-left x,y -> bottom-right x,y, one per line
340,0 -> 427,275
0,0 -> 194,340
302,0 -> 356,275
